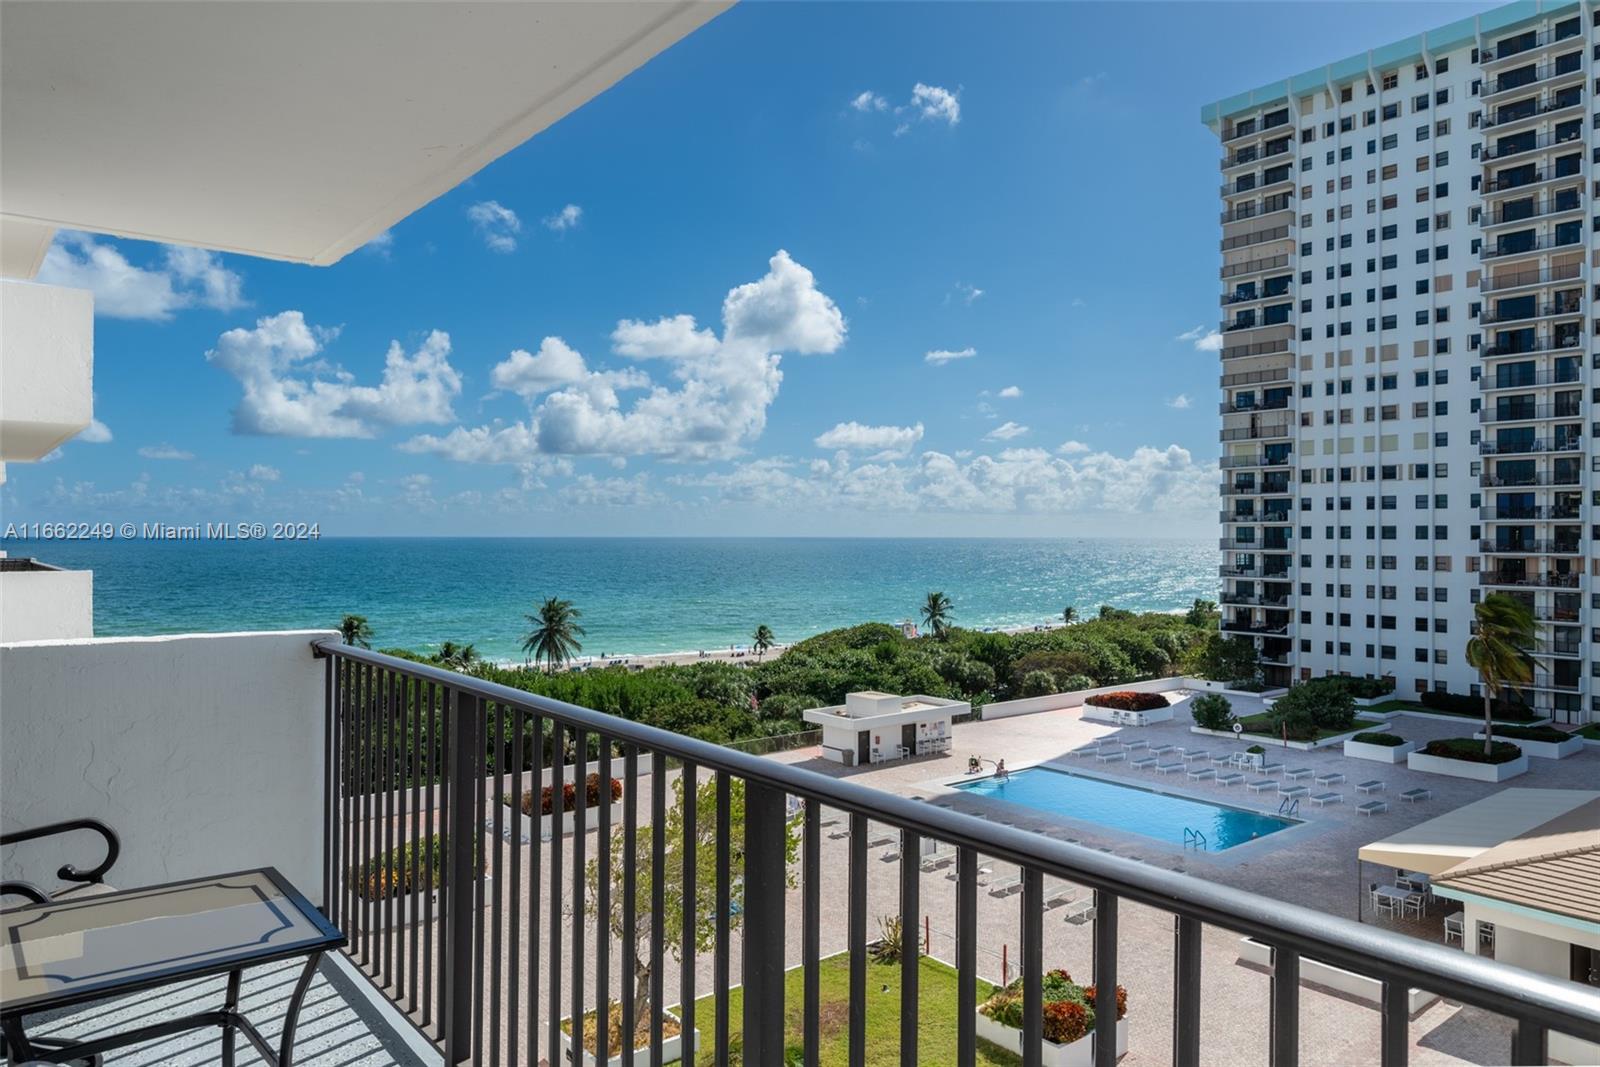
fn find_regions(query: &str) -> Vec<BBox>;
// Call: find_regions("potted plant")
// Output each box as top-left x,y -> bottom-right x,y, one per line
564,775 -> 801,1066
499,772 -> 624,841
975,968 -> 1128,1066
350,834 -> 487,931
1245,744 -> 1265,770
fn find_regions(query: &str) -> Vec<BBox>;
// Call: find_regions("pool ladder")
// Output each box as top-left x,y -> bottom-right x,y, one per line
1183,826 -> 1208,851
1278,796 -> 1299,817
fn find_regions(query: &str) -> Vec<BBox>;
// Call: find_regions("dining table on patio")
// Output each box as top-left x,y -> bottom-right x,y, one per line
0,867 -> 343,1066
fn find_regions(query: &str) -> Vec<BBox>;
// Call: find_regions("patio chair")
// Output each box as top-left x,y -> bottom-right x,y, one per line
1129,756 -> 1158,771
1357,800 -> 1388,816
1400,788 -> 1431,803
1147,744 -> 1175,757
1123,738 -> 1149,751
1314,772 -> 1344,787
1214,772 -> 1245,787
1278,784 -> 1308,799
1355,780 -> 1385,794
1370,884 -> 1398,919
987,876 -> 1022,897
0,818 -> 122,906
1209,753 -> 1233,767
1309,792 -> 1342,807
1095,750 -> 1126,764
1259,762 -> 1283,776
1478,921 -> 1496,952
1444,912 -> 1464,945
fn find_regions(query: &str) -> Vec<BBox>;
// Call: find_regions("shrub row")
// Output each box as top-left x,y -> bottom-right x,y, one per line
1351,731 -> 1406,747
1422,738 -> 1523,765
1418,689 -> 1538,721
1491,724 -> 1571,744
1084,690 -> 1168,712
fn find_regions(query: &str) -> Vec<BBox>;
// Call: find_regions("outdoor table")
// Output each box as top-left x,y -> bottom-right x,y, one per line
1373,885 -> 1425,917
1,867 -> 343,1066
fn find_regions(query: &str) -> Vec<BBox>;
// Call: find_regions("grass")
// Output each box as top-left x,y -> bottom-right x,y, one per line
1234,713 -> 1384,742
1578,724 -> 1600,742
1366,699 -> 1539,723
680,953 -> 1019,1066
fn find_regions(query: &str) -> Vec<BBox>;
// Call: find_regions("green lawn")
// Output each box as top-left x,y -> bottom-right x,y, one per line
1578,723 -> 1600,742
1366,699 -> 1539,723
679,953 -> 1019,1066
1234,713 -> 1384,743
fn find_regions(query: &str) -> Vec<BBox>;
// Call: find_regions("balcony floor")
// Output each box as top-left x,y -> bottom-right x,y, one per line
16,954 -> 441,1066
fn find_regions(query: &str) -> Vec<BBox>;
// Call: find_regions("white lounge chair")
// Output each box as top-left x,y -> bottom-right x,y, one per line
987,877 -> 1022,897
1283,767 -> 1312,781
1214,772 -> 1245,787
1309,792 -> 1342,807
1187,767 -> 1215,782
1246,779 -> 1276,793
1147,744 -> 1176,757
1357,800 -> 1388,816
1095,750 -> 1126,764
1129,756 -> 1158,771
1315,772 -> 1345,786
1278,784 -> 1308,798
1154,762 -> 1184,775
1355,780 -> 1385,794
1062,898 -> 1096,924
1123,738 -> 1149,751
1181,749 -> 1209,764
1400,788 -> 1431,803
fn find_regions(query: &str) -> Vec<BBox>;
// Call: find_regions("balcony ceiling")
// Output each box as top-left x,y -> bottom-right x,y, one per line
0,0 -> 728,272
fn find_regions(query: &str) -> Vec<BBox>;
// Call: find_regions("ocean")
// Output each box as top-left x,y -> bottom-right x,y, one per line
7,537 -> 1217,662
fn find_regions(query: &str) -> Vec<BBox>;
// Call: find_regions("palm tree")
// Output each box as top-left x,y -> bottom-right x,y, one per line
522,597 -> 586,672
339,614 -> 373,649
752,624 -> 775,660
435,641 -> 480,671
1466,594 -> 1539,756
1061,605 -> 1077,626
920,591 -> 953,639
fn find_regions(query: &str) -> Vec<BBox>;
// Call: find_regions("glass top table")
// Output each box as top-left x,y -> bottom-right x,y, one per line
1,867 -> 344,1066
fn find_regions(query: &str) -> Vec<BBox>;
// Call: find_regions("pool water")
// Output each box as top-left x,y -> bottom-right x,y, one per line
954,766 -> 1295,850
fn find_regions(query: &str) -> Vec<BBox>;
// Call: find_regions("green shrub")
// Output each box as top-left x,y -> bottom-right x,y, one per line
1422,738 -> 1522,764
1352,732 -> 1406,746
1418,689 -> 1538,721
1245,744 -> 1264,754
980,969 -> 1127,1046
1324,676 -> 1395,699
1019,670 -> 1059,698
1489,724 -> 1569,743
1270,677 -> 1356,735
1190,693 -> 1235,730
1085,690 -> 1168,712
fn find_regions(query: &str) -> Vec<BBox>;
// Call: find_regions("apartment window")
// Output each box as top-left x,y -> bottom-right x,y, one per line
1382,71 -> 1398,90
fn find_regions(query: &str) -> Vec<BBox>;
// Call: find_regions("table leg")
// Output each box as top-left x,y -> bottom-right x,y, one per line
3,1015 -> 38,1062
221,968 -> 243,1067
277,952 -> 323,1067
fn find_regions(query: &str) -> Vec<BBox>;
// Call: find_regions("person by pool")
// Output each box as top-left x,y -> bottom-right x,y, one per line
967,755 -> 983,774
994,759 -> 1008,781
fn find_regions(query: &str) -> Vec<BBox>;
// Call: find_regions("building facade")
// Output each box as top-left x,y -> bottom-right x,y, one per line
1205,0 -> 1597,724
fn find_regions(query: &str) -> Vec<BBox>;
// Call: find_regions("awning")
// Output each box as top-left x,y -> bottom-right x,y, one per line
1358,787 -> 1599,876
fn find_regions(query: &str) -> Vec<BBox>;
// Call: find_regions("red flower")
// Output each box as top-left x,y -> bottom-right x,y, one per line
1042,1000 -> 1090,1044
1082,983 -> 1129,1021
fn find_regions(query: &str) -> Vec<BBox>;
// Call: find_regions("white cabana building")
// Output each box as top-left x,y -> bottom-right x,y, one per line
803,690 -> 965,766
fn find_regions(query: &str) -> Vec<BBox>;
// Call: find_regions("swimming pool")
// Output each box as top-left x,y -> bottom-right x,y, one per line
953,766 -> 1295,850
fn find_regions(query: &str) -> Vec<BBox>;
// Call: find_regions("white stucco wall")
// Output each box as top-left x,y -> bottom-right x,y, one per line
1,630 -> 334,903
0,567 -> 94,642
0,278 -> 93,461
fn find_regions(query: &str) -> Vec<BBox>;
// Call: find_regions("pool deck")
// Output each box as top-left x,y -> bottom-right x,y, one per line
767,689 -> 1600,1065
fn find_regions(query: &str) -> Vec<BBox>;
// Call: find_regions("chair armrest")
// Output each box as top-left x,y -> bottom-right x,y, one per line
0,818 -> 121,885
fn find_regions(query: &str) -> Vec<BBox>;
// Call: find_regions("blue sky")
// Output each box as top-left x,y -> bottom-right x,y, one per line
4,1 -> 1495,537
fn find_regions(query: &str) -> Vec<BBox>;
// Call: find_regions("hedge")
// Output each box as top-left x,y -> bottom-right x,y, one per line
1421,738 -> 1523,765
1491,724 -> 1572,744
1351,732 -> 1406,747
1084,691 -> 1168,712
1418,689 -> 1538,721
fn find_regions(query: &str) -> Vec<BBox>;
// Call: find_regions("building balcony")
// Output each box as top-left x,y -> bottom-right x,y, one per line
1481,87 -> 1585,129
1480,128 -> 1584,163
1479,227 -> 1584,257
1219,253 -> 1292,281
1219,195 -> 1294,226
1220,284 -> 1293,307
1481,333 -> 1582,357
1480,469 -> 1584,487
1482,190 -> 1583,228
1479,402 -> 1583,424
1478,570 -> 1584,588
1220,224 -> 1293,253
1219,337 -> 1292,361
1220,139 -> 1292,171
1220,367 -> 1291,389
1482,56 -> 1585,100
1481,25 -> 1584,64
1480,366 -> 1585,390
1220,172 -> 1294,199
1479,436 -> 1586,456
1219,451 -> 1292,469
1221,112 -> 1290,143
1220,313 -> 1293,336
1479,538 -> 1585,554
1480,504 -> 1583,520
1478,299 -> 1581,326
1218,564 -> 1292,579
1479,262 -> 1583,293
1220,397 -> 1291,416
1219,422 -> 1292,443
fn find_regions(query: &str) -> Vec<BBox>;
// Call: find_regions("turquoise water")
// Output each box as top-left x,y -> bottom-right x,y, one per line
2,537 -> 1214,662
955,766 -> 1294,850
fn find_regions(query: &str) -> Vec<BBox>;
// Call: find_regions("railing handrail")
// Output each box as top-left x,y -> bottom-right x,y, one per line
313,639 -> 1600,1051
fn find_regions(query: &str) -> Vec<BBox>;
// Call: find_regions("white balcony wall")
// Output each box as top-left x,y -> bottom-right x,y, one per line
0,630 -> 334,903
0,565 -> 93,641
0,279 -> 93,462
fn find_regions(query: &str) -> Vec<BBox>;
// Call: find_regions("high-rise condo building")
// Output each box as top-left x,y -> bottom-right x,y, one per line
1204,0 -> 1596,725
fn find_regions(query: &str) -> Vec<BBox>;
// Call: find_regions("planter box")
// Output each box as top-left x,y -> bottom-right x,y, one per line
1472,732 -> 1584,760
1188,726 -> 1337,752
1406,750 -> 1528,783
358,876 -> 492,932
1342,739 -> 1416,764
489,805 -> 604,843
1236,939 -> 1436,1013
975,1011 -> 1127,1066
557,1010 -> 698,1067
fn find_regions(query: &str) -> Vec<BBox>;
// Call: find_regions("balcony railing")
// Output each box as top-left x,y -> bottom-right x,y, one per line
1481,333 -> 1581,356
1478,571 -> 1583,587
1220,253 -> 1291,280
1219,452 -> 1292,469
1481,88 -> 1584,128
1479,262 -> 1582,292
1481,469 -> 1584,486
1483,56 -> 1585,98
1481,25 -> 1583,63
1220,367 -> 1291,388
1483,191 -> 1583,226
1220,195 -> 1294,225
1219,337 -> 1291,361
1221,140 -> 1291,171
1480,367 -> 1584,390
1479,402 -> 1583,423
1480,504 -> 1583,520
1220,224 -> 1292,252
1479,436 -> 1586,455
1480,128 -> 1584,162
1222,114 -> 1289,142
1478,299 -> 1581,325
1221,172 -> 1293,198
309,641 -> 1600,1066
1479,228 -> 1584,256
1480,538 -> 1585,553
1220,397 -> 1291,416
1219,423 -> 1292,442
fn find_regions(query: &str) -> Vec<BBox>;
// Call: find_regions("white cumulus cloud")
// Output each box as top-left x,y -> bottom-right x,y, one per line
911,83 -> 961,126
206,312 -> 462,438
925,347 -> 976,366
78,419 -> 113,444
1177,323 -> 1223,352
984,421 -> 1029,441
1167,394 -> 1192,409
467,200 -> 522,253
38,233 -> 246,321
543,204 -> 583,232
137,443 -> 194,460
997,386 -> 1022,399
850,91 -> 889,112
814,421 -> 925,460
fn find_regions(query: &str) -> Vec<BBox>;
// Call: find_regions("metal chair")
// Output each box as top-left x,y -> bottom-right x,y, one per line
0,818 -> 121,906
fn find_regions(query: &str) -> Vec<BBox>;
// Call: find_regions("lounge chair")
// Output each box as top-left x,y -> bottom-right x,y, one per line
1123,738 -> 1149,751
1259,761 -> 1283,776
1181,749 -> 1209,764
1095,750 -> 1126,764
1062,898 -> 1097,924
1400,788 -> 1431,803
1187,767 -> 1215,782
1355,779 -> 1385,794
1278,784 -> 1308,798
1147,744 -> 1175,757
1315,772 -> 1345,786
1209,752 -> 1233,767
1283,767 -> 1312,780
1246,779 -> 1276,793
1154,762 -> 1184,775
919,849 -> 955,872
1043,886 -> 1077,909
1129,756 -> 1158,771
1214,772 -> 1244,787
1357,800 -> 1388,816
1309,792 -> 1342,807
987,877 -> 1022,897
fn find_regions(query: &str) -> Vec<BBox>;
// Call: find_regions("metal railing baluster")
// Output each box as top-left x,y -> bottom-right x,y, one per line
1511,1018 -> 1547,1066
527,716 -> 544,1065
620,744 -> 638,1057
1094,890 -> 1119,1067
650,749 -> 666,1067
508,708 -> 522,1067
548,723 -> 565,1066
443,688 -> 478,1064
489,704 -> 503,1067
679,760 -> 696,1059
1379,979 -> 1407,1067
597,738 -> 613,1065
848,812 -> 867,1067
716,772 -> 734,1067
1173,914 -> 1202,1067
801,798 -> 820,1067
1270,945 -> 1299,1067
900,829 -> 920,1067
956,846 -> 977,1067
743,779 -> 787,1066
572,728 -> 588,1067
1022,867 -> 1043,1067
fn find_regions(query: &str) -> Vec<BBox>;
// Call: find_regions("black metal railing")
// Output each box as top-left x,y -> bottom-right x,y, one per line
1220,253 -> 1292,280
1220,224 -> 1293,252
1220,337 -> 1292,361
1220,195 -> 1294,225
1484,56 -> 1584,97
1480,128 -> 1583,162
1220,367 -> 1291,388
1479,571 -> 1584,588
1480,367 -> 1584,390
1479,436 -> 1586,455
1479,300 -> 1581,325
1480,228 -> 1584,256
1480,402 -> 1583,423
1482,89 -> 1583,128
1479,262 -> 1582,292
313,641 -> 1600,1067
